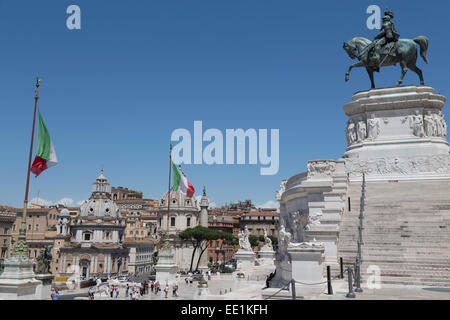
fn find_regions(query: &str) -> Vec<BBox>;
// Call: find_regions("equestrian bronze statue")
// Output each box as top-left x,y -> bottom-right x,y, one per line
343,9 -> 428,89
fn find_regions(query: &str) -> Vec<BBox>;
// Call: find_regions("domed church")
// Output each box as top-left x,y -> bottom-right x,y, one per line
55,170 -> 128,280
158,187 -> 209,271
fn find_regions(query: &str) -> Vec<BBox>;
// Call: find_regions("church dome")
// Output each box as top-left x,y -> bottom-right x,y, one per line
78,170 -> 120,218
60,208 -> 70,217
160,190 -> 197,210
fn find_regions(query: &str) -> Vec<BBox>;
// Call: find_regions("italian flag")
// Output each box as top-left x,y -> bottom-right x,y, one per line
30,111 -> 58,177
172,163 -> 195,197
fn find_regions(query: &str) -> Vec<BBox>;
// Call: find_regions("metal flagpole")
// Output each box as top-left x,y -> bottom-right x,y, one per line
163,144 -> 173,248
13,77 -> 41,256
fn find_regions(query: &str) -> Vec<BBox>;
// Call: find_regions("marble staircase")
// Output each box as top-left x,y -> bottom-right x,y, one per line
337,180 -> 450,287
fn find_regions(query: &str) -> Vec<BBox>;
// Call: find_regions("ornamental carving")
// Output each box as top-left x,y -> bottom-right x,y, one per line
307,160 -> 336,179
345,154 -> 450,176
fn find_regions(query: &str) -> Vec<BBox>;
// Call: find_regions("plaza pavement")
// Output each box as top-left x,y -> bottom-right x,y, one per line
62,277 -> 450,300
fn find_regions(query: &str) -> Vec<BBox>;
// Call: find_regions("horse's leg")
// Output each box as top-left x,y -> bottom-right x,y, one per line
345,61 -> 365,82
396,61 -> 408,86
408,63 -> 424,86
366,67 -> 375,89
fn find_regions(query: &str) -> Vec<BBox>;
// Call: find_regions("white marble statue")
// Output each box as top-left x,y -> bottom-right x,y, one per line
289,211 -> 305,243
277,223 -> 292,260
441,112 -> 448,137
434,111 -> 445,137
424,111 -> 436,137
410,110 -> 425,137
367,114 -> 380,140
261,226 -> 273,251
356,118 -> 367,142
276,179 -> 287,201
238,226 -> 252,251
305,211 -> 322,230
346,120 -> 357,145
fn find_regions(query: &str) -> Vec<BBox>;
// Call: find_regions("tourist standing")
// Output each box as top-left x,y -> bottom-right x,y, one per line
125,284 -> 129,298
150,281 -> 154,293
51,288 -> 59,300
164,285 -> 169,298
110,285 -> 114,298
115,286 -> 120,298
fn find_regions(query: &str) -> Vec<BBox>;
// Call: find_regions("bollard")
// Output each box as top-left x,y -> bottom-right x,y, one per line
355,258 -> 363,293
327,266 -> 333,295
340,257 -> 344,279
291,279 -> 296,300
345,268 -> 356,298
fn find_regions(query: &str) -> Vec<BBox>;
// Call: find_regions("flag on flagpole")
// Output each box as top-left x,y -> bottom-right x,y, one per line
172,163 -> 195,197
30,111 -> 58,177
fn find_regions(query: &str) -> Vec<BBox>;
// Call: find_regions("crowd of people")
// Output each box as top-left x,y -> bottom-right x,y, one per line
83,279 -> 180,300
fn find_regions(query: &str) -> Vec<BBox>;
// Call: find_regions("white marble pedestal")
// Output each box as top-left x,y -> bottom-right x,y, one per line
258,249 -> 275,266
288,243 -> 326,297
35,274 -> 54,300
343,86 -> 450,181
0,255 -> 42,300
234,249 -> 256,270
155,247 -> 178,286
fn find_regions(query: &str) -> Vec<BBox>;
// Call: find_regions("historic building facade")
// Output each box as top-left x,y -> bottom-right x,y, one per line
158,188 -> 209,271
0,211 -> 16,272
239,209 -> 279,237
55,171 -> 128,280
207,214 -> 236,264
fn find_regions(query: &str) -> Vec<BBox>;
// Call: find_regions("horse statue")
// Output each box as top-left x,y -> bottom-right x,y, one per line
343,36 -> 428,89
36,245 -> 53,274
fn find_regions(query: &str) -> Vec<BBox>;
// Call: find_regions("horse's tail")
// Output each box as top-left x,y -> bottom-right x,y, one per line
414,36 -> 429,64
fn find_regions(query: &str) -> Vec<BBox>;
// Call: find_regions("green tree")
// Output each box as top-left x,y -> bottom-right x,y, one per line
248,235 -> 260,248
179,226 -> 233,272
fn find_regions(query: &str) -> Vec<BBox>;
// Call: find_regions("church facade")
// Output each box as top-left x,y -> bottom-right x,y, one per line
158,188 -> 209,271
54,171 -> 128,280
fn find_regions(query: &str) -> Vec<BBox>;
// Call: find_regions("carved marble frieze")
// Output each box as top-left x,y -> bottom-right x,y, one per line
345,154 -> 450,176
307,160 -> 336,179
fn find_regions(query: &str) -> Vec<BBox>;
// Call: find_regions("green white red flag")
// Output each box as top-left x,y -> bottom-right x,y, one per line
172,163 -> 195,197
30,111 -> 58,177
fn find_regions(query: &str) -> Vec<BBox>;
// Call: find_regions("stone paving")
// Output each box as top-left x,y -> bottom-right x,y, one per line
312,280 -> 450,300
63,277 -> 450,300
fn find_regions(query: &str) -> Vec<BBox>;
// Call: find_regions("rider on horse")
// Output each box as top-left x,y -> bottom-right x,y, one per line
370,9 -> 400,66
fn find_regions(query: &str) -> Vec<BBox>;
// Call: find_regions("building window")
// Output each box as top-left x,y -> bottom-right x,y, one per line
12,224 -> 15,231
83,233 -> 91,241
187,217 -> 191,227
3,228 -> 8,235
35,224 -> 39,231
130,231 -> 133,235
171,217 -> 176,227
27,224 -> 32,231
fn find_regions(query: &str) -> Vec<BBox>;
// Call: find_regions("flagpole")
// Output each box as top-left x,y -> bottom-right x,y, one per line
163,144 -> 173,248
13,77 -> 40,256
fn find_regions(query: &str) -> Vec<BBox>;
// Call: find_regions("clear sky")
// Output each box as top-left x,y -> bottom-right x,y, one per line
0,0 -> 449,209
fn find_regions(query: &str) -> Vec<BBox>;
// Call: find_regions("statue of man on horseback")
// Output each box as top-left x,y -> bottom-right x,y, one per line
343,8 -> 429,89
371,9 -> 400,66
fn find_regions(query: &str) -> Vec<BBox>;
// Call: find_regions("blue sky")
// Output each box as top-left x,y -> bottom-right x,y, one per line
0,0 -> 449,208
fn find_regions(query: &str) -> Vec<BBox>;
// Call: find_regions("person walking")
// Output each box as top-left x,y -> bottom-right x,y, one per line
163,285 -> 169,298
125,284 -> 129,298
150,281 -> 154,293
110,285 -> 114,298
172,284 -> 178,297
51,288 -> 60,300
115,286 -> 120,298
